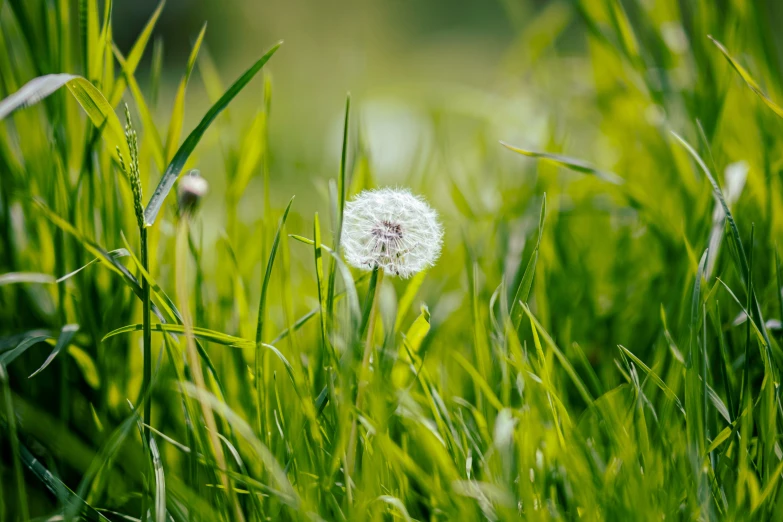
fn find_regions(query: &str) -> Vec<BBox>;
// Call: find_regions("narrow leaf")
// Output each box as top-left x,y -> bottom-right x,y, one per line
29,324 -> 80,378
501,141 -> 624,185
709,35 -> 783,119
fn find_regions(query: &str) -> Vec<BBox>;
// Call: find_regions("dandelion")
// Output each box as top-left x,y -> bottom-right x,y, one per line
342,187 -> 443,278
178,170 -> 209,215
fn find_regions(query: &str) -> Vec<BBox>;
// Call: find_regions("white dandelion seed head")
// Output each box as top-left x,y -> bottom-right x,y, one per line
178,170 -> 208,214
342,187 -> 443,278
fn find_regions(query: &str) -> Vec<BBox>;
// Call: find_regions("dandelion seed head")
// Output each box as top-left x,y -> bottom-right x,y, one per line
342,187 -> 443,278
178,170 -> 208,214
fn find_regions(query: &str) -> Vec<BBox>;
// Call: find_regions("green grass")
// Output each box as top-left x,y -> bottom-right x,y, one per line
2,0 -> 783,520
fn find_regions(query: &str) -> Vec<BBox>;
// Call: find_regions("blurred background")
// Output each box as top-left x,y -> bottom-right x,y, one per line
109,0 -> 570,201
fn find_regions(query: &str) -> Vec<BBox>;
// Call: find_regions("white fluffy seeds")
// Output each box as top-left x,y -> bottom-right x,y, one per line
342,187 -> 443,278
178,171 -> 209,213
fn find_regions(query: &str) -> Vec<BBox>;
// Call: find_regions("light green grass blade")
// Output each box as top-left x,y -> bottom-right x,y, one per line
164,22 -> 207,163
0,272 -> 56,285
255,196 -> 295,345
149,437 -> 167,522
109,0 -> 166,107
501,141 -> 624,184
709,35 -> 783,119
617,344 -> 685,415
0,74 -> 131,161
113,44 -> 166,171
0,73 -> 76,118
103,323 -> 252,348
510,194 -> 545,328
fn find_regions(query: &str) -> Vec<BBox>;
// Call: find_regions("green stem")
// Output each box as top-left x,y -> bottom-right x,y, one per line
346,267 -> 384,482
141,226 -> 152,441
140,225 -> 151,521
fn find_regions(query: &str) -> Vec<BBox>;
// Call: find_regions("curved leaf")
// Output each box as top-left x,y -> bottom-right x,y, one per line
165,22 -> 207,162
0,335 -> 54,366
255,196 -> 294,344
510,193 -> 546,328
709,35 -> 783,119
109,0 -> 167,107
0,73 -> 76,119
29,324 -> 80,379
0,73 -> 130,160
500,141 -> 624,185
102,323 -> 253,348
0,272 -> 56,286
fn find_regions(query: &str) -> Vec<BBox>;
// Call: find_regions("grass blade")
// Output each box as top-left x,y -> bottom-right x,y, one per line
109,0 -> 166,107
0,272 -> 56,285
164,22 -> 207,162
0,73 -> 76,118
28,323 -> 80,379
501,141 -> 624,184
510,194 -> 546,328
709,35 -> 783,119
102,323 -> 253,348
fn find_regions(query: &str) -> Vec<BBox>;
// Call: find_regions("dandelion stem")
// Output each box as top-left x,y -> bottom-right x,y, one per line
347,267 -> 384,480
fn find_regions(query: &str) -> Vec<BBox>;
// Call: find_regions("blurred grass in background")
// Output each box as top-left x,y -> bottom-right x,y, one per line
3,0 -> 783,520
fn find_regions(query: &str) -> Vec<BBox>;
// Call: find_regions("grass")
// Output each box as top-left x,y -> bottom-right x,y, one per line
2,0 -> 783,520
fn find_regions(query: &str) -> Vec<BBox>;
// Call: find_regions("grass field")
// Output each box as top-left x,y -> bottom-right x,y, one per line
2,0 -> 783,520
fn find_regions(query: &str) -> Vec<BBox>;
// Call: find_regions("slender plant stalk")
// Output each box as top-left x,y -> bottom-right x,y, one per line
1,364 -> 29,522
119,106 -> 155,518
141,225 -> 151,443
347,267 -> 384,478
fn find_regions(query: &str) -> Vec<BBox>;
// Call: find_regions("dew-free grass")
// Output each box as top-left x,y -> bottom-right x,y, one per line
2,0 -> 783,520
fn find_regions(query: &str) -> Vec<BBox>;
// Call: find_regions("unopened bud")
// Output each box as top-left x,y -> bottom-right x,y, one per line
178,170 -> 208,215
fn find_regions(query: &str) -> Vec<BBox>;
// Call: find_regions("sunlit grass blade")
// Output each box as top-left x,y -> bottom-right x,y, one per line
109,0 -> 166,107
326,94 -> 351,327
113,44 -> 166,171
150,436 -> 167,522
510,194 -> 545,328
708,35 -> 783,119
80,0 -> 99,82
56,248 -> 129,283
164,22 -> 207,163
102,323 -> 253,348
34,200 -> 144,298
617,344 -> 685,415
255,195 -> 294,437
0,73 -> 76,118
255,196 -> 294,345
500,141 -> 624,184
0,74 -> 131,161
0,272 -> 56,285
